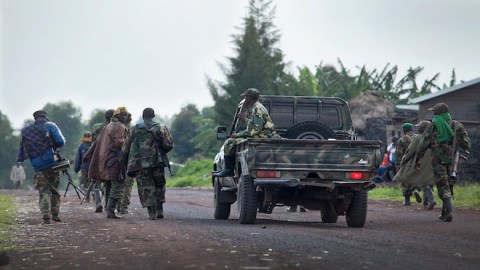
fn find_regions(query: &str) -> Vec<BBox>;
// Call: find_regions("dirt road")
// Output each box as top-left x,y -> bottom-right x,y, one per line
1,188 -> 479,270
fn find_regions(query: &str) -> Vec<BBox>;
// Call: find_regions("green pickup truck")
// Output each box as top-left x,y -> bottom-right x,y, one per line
212,95 -> 381,227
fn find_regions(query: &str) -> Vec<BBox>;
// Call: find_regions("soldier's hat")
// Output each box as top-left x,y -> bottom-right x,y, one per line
240,88 -> 260,99
428,103 -> 449,115
415,120 -> 430,130
401,122 -> 413,131
113,106 -> 129,116
33,110 -> 47,118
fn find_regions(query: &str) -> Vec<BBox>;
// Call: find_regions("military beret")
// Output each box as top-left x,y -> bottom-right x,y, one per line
428,103 -> 449,115
113,106 -> 129,116
401,123 -> 413,131
33,110 -> 47,118
240,88 -> 260,98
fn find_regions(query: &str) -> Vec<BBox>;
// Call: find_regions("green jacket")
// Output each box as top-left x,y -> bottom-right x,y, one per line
394,134 -> 434,186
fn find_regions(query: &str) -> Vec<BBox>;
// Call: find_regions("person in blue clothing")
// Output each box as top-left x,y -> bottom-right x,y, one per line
17,110 -> 66,224
74,131 -> 92,202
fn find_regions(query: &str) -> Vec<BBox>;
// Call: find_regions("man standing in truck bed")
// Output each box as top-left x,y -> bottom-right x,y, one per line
213,88 -> 278,177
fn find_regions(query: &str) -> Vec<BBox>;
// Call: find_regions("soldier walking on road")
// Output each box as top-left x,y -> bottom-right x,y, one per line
123,108 -> 174,220
416,103 -> 471,222
84,107 -> 129,219
17,110 -> 66,224
74,131 -> 92,202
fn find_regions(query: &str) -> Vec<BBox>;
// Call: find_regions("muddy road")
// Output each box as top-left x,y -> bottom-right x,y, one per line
1,188 -> 479,270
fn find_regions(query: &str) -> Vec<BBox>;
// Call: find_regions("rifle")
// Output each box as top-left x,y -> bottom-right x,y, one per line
450,149 -> 469,181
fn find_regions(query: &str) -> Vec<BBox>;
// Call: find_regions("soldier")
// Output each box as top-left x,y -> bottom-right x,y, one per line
213,88 -> 278,177
396,123 -> 422,206
118,113 -> 135,214
84,107 -> 129,219
90,109 -> 114,213
123,108 -> 174,220
74,131 -> 92,202
17,110 -> 66,224
416,103 -> 471,222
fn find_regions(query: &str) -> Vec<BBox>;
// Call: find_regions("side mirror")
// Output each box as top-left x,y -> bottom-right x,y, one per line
216,126 -> 228,141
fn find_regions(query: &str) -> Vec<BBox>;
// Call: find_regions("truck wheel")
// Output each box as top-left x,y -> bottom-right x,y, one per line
321,204 -> 339,223
346,190 -> 368,228
213,178 -> 231,220
237,175 -> 257,224
284,121 -> 335,140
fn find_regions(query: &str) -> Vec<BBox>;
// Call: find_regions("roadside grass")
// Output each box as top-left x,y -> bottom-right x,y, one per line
369,183 -> 480,208
0,194 -> 17,251
166,158 -> 213,188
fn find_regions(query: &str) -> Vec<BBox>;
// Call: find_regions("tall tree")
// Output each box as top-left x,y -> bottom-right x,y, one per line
190,107 -> 223,159
208,0 -> 293,126
169,104 -> 201,163
0,111 -> 21,188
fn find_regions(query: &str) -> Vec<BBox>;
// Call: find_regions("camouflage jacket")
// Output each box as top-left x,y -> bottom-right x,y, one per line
416,120 -> 471,165
123,120 -> 174,176
395,131 -> 415,170
236,101 -> 277,138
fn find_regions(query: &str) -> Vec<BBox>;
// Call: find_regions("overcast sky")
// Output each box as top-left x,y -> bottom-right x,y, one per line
1,0 -> 479,129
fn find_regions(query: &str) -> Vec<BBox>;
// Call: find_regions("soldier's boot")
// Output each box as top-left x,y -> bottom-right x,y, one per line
147,206 -> 157,220
403,196 -> 411,206
94,190 -> 103,212
106,198 -> 120,219
52,214 -> 62,222
443,197 -> 454,222
43,218 -> 51,225
424,187 -> 437,210
212,155 -> 235,177
156,203 -> 164,219
413,188 -> 422,204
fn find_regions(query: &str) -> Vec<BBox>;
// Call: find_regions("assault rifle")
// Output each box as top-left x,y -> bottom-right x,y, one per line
450,149 -> 469,181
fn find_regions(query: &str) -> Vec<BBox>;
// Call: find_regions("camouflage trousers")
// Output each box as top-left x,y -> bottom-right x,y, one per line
80,170 -> 91,190
33,168 -> 60,220
223,138 -> 243,155
120,176 -> 135,209
137,166 -> 166,208
432,163 -> 454,199
104,180 -> 125,201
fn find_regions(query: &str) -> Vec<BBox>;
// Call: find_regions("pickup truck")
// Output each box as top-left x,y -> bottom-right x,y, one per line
212,95 -> 381,227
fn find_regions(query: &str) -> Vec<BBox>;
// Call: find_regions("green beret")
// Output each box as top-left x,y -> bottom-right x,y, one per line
401,123 -> 413,131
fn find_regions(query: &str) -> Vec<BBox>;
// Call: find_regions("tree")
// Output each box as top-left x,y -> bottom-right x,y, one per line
169,104 -> 201,163
190,107 -> 223,159
0,111 -> 21,188
208,0 -> 294,126
86,109 -> 108,129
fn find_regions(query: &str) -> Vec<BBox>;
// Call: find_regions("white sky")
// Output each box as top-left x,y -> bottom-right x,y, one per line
1,0 -> 479,129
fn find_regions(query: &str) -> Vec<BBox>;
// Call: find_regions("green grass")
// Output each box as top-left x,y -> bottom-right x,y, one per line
0,194 -> 17,251
166,158 -> 213,188
369,183 -> 480,208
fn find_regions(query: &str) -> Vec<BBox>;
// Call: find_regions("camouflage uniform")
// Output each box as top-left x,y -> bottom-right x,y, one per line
416,103 -> 470,221
34,169 -> 61,221
223,100 -> 277,155
395,130 -> 420,201
124,119 -> 174,219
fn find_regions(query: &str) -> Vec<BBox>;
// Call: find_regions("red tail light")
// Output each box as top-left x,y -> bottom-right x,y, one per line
350,172 -> 363,180
256,171 -> 280,178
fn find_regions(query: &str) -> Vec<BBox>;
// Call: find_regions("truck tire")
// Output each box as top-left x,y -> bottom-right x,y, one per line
213,178 -> 231,220
237,175 -> 257,224
284,121 -> 335,140
346,190 -> 368,228
321,204 -> 339,223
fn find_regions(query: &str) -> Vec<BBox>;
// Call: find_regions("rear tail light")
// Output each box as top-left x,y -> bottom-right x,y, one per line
348,172 -> 369,180
256,171 -> 280,178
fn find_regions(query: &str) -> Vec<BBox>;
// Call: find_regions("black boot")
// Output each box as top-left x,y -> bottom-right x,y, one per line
443,197 -> 454,222
147,206 -> 157,220
106,198 -> 120,219
52,214 -> 62,222
403,196 -> 411,206
157,203 -> 164,219
94,190 -> 103,212
212,155 -> 235,177
424,187 -> 437,210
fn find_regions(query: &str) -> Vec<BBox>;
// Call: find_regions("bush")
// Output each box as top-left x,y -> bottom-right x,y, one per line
166,158 -> 213,188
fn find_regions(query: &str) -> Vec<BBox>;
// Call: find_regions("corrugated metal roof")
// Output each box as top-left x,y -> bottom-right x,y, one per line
409,76 -> 480,104
396,104 -> 419,111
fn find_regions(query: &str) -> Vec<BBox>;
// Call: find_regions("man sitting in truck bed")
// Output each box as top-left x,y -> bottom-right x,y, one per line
212,88 -> 278,177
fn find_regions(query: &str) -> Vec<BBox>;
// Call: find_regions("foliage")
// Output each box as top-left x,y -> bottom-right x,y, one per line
86,109 -> 107,129
166,158 -> 213,188
0,194 -> 17,250
0,111 -> 20,189
208,0 -> 295,126
369,184 -> 480,208
190,107 -> 223,159
169,104 -> 201,163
